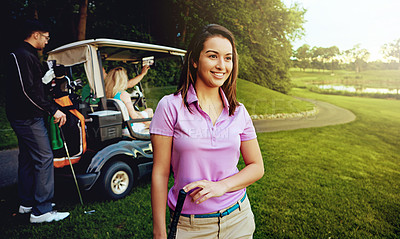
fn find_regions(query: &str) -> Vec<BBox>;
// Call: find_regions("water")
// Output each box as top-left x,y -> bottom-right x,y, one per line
318,85 -> 399,94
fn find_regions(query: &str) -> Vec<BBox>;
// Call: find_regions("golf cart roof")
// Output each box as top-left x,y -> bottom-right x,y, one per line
48,38 -> 186,62
47,38 -> 186,98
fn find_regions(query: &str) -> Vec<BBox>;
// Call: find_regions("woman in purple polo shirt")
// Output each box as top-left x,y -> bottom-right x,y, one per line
150,24 -> 264,239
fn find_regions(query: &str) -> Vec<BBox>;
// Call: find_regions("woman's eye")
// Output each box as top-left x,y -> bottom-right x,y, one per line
209,55 -> 217,59
225,56 -> 232,61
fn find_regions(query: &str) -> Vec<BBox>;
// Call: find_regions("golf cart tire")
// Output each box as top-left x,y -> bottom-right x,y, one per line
99,161 -> 134,200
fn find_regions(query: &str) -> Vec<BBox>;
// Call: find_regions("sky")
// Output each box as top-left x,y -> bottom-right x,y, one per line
282,0 -> 400,61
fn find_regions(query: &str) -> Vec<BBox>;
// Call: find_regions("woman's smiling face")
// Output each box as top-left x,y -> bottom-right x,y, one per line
194,36 -> 233,88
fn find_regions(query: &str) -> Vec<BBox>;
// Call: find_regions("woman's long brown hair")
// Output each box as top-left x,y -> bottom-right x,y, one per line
175,24 -> 239,116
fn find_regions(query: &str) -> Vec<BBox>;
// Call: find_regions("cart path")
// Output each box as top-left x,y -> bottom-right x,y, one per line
0,98 -> 356,188
253,97 -> 356,133
0,148 -> 19,188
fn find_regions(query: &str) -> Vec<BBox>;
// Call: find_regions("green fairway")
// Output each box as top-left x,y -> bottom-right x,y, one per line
250,88 -> 400,238
290,69 -> 400,86
237,78 -> 314,116
1,74 -> 399,238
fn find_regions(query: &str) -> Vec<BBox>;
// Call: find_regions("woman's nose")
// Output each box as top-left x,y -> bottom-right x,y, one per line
216,58 -> 225,70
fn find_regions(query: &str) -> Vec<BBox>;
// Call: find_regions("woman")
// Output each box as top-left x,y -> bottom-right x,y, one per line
150,24 -> 264,239
105,66 -> 153,130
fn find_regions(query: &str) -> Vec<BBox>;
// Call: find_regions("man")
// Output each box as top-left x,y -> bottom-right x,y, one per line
5,19 -> 70,223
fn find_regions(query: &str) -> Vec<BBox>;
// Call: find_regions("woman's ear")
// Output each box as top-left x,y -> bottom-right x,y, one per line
190,58 -> 197,69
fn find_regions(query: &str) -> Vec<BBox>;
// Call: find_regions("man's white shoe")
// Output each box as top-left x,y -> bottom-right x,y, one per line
18,205 -> 33,214
30,211 -> 70,223
19,203 -> 56,214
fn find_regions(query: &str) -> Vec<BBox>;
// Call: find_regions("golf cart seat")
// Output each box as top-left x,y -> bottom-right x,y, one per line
106,98 -> 151,140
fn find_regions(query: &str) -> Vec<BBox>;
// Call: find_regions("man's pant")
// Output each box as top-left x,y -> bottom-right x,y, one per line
10,117 -> 54,216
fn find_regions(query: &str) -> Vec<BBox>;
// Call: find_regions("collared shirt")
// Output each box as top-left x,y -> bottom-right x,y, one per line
150,84 -> 256,214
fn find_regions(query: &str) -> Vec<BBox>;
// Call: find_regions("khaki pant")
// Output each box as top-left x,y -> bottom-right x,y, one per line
169,196 -> 255,239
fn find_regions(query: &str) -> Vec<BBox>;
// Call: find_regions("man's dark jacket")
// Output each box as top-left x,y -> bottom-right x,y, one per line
6,42 -> 58,120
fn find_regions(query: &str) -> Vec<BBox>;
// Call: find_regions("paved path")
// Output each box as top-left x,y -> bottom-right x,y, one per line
253,97 -> 356,133
0,98 -> 356,188
0,148 -> 19,187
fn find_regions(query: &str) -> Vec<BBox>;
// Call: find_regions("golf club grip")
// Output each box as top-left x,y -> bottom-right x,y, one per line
167,189 -> 187,239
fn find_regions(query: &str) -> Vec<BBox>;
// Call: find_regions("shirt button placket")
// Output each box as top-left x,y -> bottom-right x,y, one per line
211,126 -> 216,147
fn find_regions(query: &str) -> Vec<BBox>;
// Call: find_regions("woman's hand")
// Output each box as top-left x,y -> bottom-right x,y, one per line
183,139 -> 264,205
183,180 -> 229,204
141,64 -> 150,75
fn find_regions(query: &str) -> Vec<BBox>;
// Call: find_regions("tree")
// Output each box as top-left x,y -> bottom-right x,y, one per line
172,0 -> 306,93
3,0 -> 306,92
77,0 -> 88,40
311,47 -> 325,71
345,44 -> 370,73
381,38 -> 400,69
294,44 -> 311,71
323,46 -> 340,73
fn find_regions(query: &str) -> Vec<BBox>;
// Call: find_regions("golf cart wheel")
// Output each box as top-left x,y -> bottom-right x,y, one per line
99,161 -> 134,200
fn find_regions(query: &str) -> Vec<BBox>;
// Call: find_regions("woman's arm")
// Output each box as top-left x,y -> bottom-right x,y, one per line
151,134 -> 173,239
119,91 -> 143,119
126,65 -> 150,89
183,138 -> 264,204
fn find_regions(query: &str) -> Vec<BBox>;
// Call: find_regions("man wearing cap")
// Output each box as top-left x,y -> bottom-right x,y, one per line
5,19 -> 69,223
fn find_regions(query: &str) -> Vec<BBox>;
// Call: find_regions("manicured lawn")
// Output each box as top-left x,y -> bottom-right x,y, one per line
236,78 -> 314,115
251,88 -> 400,238
290,68 -> 400,89
0,75 -> 399,238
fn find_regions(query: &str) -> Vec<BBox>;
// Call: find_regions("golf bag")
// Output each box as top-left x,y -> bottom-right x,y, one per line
45,67 -> 87,168
48,94 -> 87,168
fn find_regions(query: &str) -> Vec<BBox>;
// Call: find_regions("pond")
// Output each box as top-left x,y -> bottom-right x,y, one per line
317,85 -> 400,94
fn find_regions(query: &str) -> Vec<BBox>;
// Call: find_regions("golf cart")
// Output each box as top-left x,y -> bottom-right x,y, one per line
46,39 -> 186,200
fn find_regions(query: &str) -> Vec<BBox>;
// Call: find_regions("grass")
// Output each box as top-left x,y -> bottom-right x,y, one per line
1,72 -> 399,238
236,79 -> 314,115
290,68 -> 400,89
251,88 -> 400,238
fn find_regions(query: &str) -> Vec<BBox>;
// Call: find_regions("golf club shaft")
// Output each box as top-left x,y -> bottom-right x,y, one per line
167,189 -> 187,239
59,127 -> 84,206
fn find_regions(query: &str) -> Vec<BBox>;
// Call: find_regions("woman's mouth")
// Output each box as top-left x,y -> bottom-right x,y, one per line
211,72 -> 225,79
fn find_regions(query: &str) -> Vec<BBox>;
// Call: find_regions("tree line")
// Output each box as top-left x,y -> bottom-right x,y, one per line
292,39 -> 400,73
1,0 -> 306,94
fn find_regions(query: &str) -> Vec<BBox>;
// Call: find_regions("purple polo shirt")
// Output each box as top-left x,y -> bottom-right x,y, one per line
150,85 -> 257,214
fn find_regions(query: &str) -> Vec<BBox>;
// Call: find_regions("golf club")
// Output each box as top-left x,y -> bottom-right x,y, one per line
167,189 -> 187,239
59,126 -> 92,213
59,127 -> 96,214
